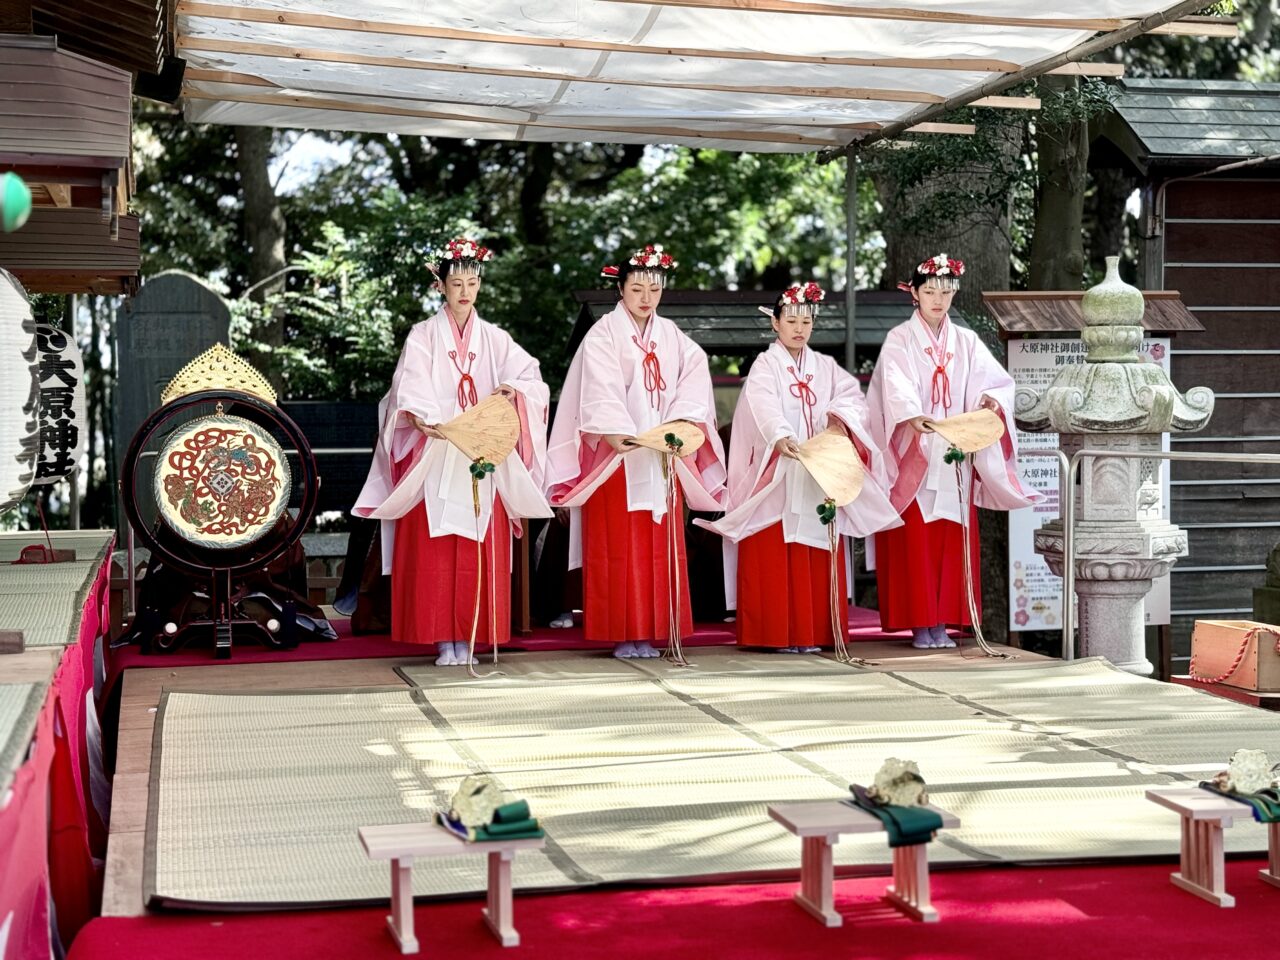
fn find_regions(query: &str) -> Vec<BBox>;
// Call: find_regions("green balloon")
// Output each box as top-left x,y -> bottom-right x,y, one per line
1,172 -> 32,233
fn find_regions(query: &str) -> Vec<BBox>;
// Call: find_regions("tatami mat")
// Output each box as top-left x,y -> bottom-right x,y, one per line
145,655 -> 1280,908
0,682 -> 42,792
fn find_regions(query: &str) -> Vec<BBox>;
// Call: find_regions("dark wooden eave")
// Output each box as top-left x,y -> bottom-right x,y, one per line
31,0 -> 168,76
982,290 -> 1205,337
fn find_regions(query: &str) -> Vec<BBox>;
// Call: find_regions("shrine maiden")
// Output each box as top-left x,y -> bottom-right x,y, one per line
546,244 -> 726,659
866,254 -> 1038,649
353,238 -> 551,665
698,282 -> 901,652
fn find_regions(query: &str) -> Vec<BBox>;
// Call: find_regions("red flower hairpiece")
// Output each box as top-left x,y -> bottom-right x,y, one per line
781,281 -> 826,306
439,237 -> 493,263
916,252 -> 964,277
627,243 -> 677,271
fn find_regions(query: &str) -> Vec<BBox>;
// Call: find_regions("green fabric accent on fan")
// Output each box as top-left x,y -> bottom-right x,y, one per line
847,786 -> 943,848
493,800 -> 531,824
1200,783 -> 1280,823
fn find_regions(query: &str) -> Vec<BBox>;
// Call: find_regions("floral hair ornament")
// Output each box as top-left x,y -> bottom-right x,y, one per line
900,252 -> 965,293
759,280 -> 826,318
429,236 -> 494,281
601,243 -> 678,286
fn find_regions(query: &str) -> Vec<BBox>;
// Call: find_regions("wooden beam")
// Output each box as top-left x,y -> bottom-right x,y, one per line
903,122 -> 975,136
847,0 -> 1212,152
176,1 -> 1024,72
839,120 -> 975,136
972,96 -> 1040,110
181,88 -> 846,149
1046,62 -> 1124,78
43,183 -> 72,207
180,44 -> 1040,114
605,0 -> 1239,38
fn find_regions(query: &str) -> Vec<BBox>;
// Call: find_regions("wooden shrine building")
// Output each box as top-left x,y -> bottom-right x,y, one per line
1095,77 -> 1280,664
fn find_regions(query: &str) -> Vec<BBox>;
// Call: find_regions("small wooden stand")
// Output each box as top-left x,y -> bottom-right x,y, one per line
359,822 -> 545,953
768,799 -> 960,927
1146,786 -> 1280,907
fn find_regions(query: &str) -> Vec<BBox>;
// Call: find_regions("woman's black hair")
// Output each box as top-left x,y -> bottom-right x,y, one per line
909,269 -> 959,291
614,260 -> 668,288
438,258 -> 484,281
770,294 -> 786,320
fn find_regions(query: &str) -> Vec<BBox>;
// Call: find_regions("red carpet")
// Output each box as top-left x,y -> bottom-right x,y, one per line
70,860 -> 1274,960
106,606 -> 897,674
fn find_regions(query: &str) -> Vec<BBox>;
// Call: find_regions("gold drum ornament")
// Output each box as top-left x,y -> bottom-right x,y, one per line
153,413 -> 291,549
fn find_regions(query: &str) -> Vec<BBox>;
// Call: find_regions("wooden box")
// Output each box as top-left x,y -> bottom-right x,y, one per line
1190,620 -> 1280,692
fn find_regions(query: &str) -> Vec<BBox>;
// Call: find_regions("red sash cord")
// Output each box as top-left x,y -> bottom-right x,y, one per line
449,350 -> 479,410
632,335 -> 666,408
787,366 -> 817,438
925,346 -> 953,412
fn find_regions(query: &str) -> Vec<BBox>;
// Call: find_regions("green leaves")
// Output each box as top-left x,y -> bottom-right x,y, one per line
469,458 -> 497,480
663,432 -> 684,452
943,445 -> 967,465
816,498 -> 838,526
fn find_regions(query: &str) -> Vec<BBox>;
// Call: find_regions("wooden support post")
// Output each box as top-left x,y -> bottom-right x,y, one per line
794,835 -> 840,927
483,848 -> 521,946
386,856 -> 419,954
1261,823 -> 1280,889
886,844 -> 939,922
1170,816 -> 1234,907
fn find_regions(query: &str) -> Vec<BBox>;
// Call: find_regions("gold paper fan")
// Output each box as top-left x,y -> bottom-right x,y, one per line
925,408 -> 1006,453
437,394 -> 521,464
630,420 -> 706,457
795,427 -> 864,507
161,343 -> 277,406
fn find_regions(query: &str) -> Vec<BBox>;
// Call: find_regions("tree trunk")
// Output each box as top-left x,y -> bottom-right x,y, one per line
234,126 -> 286,390
1085,166 -> 1136,279
875,117 -> 1022,317
1028,76 -> 1089,290
872,112 -> 1023,642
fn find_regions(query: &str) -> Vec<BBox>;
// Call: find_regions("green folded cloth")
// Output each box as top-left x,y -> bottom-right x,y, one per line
1200,782 -> 1280,823
493,800 -> 531,824
846,786 -> 943,848
473,823 -> 545,842
482,817 -> 541,836
436,812 -> 545,842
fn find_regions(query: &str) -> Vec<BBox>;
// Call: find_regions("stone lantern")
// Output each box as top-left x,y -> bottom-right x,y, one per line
1015,257 -> 1214,675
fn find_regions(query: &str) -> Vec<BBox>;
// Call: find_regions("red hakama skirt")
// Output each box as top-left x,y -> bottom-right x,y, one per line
736,522 -> 848,648
874,500 -> 979,632
581,468 -> 693,643
391,498 -> 511,647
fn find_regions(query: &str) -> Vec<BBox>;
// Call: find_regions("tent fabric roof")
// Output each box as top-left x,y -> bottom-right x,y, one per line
1111,78 -> 1280,162
176,1 -> 1196,152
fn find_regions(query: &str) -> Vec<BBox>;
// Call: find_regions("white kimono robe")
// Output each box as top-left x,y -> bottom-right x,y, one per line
352,309 -> 552,572
546,303 -> 727,569
866,311 -> 1040,533
696,342 -> 901,607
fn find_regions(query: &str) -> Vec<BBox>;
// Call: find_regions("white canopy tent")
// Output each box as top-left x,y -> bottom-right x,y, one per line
176,1 -> 1232,153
